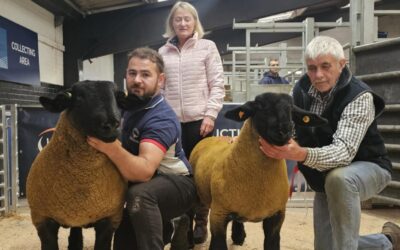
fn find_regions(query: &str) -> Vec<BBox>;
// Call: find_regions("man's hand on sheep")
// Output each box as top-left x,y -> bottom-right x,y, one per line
259,137 -> 308,162
87,136 -> 164,182
200,116 -> 215,137
87,136 -> 121,156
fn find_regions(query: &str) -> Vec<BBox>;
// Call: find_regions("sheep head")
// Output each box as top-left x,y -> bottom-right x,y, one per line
225,92 -> 327,146
39,80 -> 150,143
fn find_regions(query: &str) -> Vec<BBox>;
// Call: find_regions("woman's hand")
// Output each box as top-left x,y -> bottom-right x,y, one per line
200,116 -> 215,137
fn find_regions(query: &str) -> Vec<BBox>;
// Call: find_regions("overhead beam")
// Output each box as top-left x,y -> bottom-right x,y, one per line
63,0 -> 347,85
64,0 -> 345,59
32,0 -> 82,20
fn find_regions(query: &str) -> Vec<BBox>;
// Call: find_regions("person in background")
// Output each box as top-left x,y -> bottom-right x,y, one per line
87,47 -> 197,250
158,1 -> 225,246
259,35 -> 399,250
258,58 -> 289,84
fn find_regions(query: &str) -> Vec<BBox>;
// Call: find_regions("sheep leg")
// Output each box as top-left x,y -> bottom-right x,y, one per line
208,209 -> 229,250
68,227 -> 83,250
36,218 -> 60,250
262,210 -> 285,250
231,220 -> 246,245
93,218 -> 114,250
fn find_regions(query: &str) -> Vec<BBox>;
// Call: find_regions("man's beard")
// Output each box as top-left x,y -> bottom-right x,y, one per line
129,79 -> 159,98
142,82 -> 159,99
142,91 -> 155,99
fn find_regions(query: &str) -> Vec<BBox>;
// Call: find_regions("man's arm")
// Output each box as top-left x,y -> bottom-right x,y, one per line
259,92 -> 375,171
87,137 -> 163,182
303,92 -> 375,171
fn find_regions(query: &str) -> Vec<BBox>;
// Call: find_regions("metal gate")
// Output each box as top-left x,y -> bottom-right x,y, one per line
0,105 -> 18,216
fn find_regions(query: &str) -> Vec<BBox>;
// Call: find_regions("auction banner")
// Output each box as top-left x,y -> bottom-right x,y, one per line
17,104 -> 244,197
0,16 -> 40,86
17,107 -> 59,197
16,103 -> 301,197
213,103 -> 243,137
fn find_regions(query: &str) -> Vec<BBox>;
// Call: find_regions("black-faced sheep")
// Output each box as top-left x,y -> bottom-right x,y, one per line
189,92 -> 327,250
26,80 -> 149,250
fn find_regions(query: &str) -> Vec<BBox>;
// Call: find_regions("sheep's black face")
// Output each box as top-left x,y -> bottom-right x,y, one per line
225,92 -> 328,146
68,81 -> 121,142
252,93 -> 294,146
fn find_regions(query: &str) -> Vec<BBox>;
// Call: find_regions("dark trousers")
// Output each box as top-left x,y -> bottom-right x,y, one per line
181,120 -> 211,226
181,119 -> 209,160
113,174 -> 196,250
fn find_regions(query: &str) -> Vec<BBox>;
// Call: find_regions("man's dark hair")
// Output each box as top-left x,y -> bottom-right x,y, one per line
127,47 -> 165,73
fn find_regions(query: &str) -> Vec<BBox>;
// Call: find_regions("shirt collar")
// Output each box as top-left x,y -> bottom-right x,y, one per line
145,94 -> 164,110
308,83 -> 337,102
168,32 -> 197,47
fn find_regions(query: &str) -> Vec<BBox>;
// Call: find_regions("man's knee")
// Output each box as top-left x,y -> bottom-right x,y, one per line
126,186 -> 153,216
325,168 -> 358,194
126,195 -> 143,215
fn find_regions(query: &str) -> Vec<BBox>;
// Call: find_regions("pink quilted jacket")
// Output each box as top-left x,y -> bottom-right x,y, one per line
159,33 -> 225,123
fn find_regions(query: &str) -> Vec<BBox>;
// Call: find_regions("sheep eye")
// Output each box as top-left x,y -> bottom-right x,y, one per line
73,95 -> 85,106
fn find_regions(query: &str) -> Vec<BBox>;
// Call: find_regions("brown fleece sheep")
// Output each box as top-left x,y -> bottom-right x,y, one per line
27,111 -> 125,228
190,92 -> 327,250
26,80 -> 150,250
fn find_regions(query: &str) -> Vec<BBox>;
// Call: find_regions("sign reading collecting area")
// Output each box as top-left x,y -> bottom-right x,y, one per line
0,16 -> 40,86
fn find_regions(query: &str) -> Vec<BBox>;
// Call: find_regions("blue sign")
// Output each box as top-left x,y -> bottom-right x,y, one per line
0,16 -> 40,86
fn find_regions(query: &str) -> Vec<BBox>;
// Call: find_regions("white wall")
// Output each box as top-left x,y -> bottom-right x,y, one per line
82,55 -> 114,82
0,0 -> 64,86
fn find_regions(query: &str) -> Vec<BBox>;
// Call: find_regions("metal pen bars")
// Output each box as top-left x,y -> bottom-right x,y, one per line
0,105 -> 18,216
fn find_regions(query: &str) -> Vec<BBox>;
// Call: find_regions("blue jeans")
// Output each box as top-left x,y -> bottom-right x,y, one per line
313,161 -> 392,250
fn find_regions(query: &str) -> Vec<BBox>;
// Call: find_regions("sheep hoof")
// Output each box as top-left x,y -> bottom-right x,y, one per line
193,224 -> 208,244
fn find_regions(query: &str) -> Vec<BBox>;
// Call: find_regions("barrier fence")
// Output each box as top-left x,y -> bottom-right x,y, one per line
0,105 -> 18,216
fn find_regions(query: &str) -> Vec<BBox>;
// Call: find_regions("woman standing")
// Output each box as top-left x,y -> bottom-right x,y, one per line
159,1 -> 225,246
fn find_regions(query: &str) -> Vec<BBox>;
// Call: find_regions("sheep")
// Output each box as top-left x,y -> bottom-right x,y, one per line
189,92 -> 327,250
26,80 -> 149,250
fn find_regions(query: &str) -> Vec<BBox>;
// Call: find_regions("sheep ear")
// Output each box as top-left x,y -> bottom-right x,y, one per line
39,91 -> 72,113
291,105 -> 328,127
115,91 -> 127,108
116,92 -> 151,110
225,101 -> 257,121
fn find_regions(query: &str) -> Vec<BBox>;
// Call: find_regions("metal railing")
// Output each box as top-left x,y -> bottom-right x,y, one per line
0,105 -> 18,216
225,17 -> 350,101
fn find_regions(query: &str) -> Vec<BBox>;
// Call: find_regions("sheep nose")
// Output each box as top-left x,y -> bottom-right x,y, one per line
101,119 -> 120,131
279,122 -> 294,136
279,130 -> 288,137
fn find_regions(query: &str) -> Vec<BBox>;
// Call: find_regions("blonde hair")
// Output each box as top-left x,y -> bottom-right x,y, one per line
163,1 -> 204,39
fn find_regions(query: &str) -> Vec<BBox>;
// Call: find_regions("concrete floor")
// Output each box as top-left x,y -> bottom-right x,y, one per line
0,198 -> 399,250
